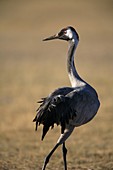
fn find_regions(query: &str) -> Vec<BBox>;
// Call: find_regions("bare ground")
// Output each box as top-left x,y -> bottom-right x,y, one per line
0,0 -> 113,169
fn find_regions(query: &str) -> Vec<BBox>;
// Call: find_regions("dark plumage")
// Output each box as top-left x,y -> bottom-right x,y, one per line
33,87 -> 75,140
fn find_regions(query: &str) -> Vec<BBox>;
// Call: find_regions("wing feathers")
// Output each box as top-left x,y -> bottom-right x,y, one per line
33,86 -> 100,140
33,97 -> 76,139
33,87 -> 77,140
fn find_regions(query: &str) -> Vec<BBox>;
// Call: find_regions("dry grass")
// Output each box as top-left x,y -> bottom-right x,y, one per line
0,0 -> 113,169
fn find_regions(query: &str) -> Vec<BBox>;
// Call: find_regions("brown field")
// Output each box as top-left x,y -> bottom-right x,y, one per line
0,0 -> 113,169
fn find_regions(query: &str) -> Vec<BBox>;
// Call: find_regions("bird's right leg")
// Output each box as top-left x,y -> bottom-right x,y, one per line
62,142 -> 67,170
42,143 -> 59,170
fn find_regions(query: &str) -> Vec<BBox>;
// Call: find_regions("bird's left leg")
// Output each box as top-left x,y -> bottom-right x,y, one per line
42,143 -> 59,170
62,142 -> 67,170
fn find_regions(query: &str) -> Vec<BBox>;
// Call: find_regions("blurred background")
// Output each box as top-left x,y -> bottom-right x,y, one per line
0,0 -> 113,169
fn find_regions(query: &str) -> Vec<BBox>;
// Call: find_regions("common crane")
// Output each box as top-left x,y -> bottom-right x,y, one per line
33,26 -> 100,170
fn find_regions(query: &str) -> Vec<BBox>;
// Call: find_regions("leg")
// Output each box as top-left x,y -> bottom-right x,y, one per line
42,125 -> 75,170
62,142 -> 67,170
42,143 -> 59,170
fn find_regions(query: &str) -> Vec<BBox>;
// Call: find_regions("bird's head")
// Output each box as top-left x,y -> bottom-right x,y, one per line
43,26 -> 79,44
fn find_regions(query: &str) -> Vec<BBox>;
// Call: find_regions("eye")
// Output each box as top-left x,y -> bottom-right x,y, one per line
64,30 -> 67,34
63,29 -> 67,34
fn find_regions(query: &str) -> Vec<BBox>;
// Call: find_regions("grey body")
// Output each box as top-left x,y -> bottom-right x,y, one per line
33,26 -> 100,170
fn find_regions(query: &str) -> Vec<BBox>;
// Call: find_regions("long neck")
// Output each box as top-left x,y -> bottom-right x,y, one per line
67,40 -> 86,87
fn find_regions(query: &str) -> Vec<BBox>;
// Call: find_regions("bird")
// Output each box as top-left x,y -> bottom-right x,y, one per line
33,26 -> 100,170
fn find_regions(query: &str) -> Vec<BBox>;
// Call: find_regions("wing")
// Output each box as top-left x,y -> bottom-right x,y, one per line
33,86 -> 100,140
33,87 -> 74,140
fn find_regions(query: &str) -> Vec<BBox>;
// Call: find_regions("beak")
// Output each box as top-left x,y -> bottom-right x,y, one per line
43,34 -> 59,41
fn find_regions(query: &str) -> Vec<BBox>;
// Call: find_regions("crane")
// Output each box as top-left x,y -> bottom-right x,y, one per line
33,26 -> 100,170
